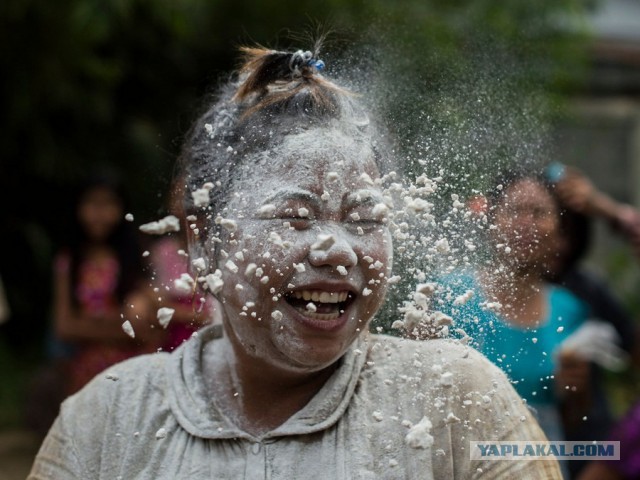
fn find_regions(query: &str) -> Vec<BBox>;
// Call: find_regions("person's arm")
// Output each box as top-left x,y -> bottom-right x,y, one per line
437,343 -> 563,479
555,350 -> 593,428
555,168 -> 640,258
27,412 -> 84,479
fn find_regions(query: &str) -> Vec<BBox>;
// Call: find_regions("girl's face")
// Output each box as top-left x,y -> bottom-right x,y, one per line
77,186 -> 124,242
213,129 -> 393,374
491,179 -> 560,271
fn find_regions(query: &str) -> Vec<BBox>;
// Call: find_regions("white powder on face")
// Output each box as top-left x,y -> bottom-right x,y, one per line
257,204 -> 276,218
372,203 -> 389,217
336,265 -> 348,276
311,234 -> 335,251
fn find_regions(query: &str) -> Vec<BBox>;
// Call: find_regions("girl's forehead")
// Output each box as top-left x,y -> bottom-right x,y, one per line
238,131 -> 376,182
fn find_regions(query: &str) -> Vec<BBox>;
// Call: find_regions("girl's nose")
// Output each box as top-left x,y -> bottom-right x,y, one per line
308,234 -> 358,270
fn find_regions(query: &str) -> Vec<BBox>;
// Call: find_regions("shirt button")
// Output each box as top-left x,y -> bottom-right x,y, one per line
251,442 -> 261,454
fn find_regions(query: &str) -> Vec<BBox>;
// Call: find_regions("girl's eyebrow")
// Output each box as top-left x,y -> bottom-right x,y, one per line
263,189 -> 321,209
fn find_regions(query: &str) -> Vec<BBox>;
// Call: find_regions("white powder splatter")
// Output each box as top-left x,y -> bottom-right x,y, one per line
293,263 -> 305,273
405,416 -> 434,449
121,320 -> 135,338
220,218 -> 238,232
191,257 -> 206,271
191,188 -> 210,207
336,265 -> 348,276
445,412 -> 461,424
139,215 -> 180,235
174,273 -> 195,293
155,428 -> 168,439
225,260 -> 238,273
205,271 -> 224,294
453,289 -> 474,306
157,307 -> 175,329
372,203 -> 389,217
362,288 -> 373,296
271,310 -> 283,321
124,213 -> 134,222
434,238 -> 450,254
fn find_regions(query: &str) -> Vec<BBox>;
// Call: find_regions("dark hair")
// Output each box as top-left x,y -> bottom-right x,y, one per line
67,174 -> 144,305
177,46 -> 393,259
485,168 -> 551,213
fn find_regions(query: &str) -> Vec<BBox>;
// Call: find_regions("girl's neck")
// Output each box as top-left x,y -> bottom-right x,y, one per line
204,334 -> 337,438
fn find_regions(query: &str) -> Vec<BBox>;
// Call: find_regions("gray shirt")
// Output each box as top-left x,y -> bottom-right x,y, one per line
29,325 -> 561,479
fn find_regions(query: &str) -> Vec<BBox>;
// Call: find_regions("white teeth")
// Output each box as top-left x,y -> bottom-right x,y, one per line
291,290 -> 349,303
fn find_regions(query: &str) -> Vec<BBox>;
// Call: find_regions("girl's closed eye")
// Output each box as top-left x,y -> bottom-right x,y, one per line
274,203 -> 315,229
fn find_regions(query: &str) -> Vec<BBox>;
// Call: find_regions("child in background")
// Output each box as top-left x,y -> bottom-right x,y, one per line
52,174 -> 161,394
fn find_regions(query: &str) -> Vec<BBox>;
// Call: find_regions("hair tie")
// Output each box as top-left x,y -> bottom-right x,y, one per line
290,50 -> 325,76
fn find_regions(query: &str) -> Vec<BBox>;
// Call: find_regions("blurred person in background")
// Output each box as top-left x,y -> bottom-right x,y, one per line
148,177 -> 220,352
438,170 -> 610,478
50,174 -> 161,394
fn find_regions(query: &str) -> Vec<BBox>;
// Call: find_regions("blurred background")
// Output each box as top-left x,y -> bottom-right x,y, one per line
1,0 -> 639,478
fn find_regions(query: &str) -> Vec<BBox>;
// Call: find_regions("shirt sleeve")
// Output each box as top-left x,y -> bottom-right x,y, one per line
27,414 -> 84,479
441,343 -> 563,479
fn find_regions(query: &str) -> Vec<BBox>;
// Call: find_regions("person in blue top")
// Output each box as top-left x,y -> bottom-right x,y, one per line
435,170 -> 598,456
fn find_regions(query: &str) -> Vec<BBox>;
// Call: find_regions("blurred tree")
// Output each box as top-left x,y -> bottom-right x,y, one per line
0,0 -> 589,347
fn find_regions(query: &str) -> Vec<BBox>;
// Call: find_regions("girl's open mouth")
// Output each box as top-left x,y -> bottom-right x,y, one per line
284,290 -> 355,321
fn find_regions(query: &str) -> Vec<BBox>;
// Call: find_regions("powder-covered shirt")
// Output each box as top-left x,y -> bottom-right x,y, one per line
29,325 -> 560,479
